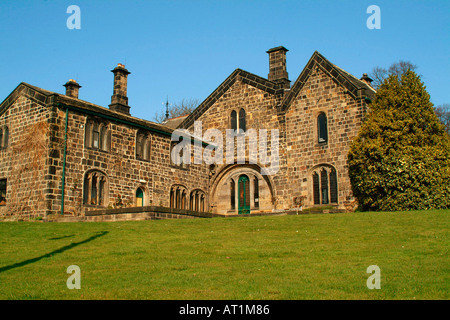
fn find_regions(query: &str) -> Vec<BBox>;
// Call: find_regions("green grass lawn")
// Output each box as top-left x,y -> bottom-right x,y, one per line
0,210 -> 448,300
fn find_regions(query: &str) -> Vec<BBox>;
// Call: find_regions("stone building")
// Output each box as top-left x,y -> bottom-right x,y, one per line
0,47 -> 375,219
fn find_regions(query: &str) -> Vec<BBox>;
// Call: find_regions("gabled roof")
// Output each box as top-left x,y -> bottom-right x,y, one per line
0,82 -> 175,137
177,51 -> 375,129
281,51 -> 376,111
178,68 -> 286,129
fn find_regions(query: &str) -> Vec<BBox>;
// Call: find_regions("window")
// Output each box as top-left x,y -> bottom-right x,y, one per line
189,189 -> 206,212
85,119 -> 110,151
0,179 -> 6,206
136,131 -> 151,161
92,131 -> 100,149
318,113 -> 328,143
170,142 -> 188,169
83,170 -> 108,206
170,185 -> 188,210
230,108 -> 246,132
254,176 -> 259,208
321,169 -> 328,204
239,109 -> 246,132
230,179 -> 235,210
99,126 -> 110,151
0,126 -> 8,149
312,166 -> 338,205
231,110 -> 237,131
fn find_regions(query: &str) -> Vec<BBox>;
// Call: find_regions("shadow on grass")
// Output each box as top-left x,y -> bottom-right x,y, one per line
0,231 -> 108,273
48,234 -> 75,241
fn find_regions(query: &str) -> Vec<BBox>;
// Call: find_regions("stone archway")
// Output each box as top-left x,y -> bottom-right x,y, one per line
210,164 -> 275,215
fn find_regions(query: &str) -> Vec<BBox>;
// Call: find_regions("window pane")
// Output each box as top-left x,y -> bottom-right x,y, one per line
0,179 -> 7,205
330,170 -> 338,203
230,180 -> 235,210
254,177 -> 259,208
313,173 -> 320,205
3,127 -> 8,148
93,131 -> 99,149
239,109 -> 246,132
231,110 -> 237,131
321,170 -> 328,204
318,113 -> 327,143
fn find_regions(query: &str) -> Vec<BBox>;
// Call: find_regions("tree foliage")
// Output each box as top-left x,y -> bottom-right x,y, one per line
348,70 -> 450,211
434,103 -> 450,135
370,60 -> 417,89
153,98 -> 200,123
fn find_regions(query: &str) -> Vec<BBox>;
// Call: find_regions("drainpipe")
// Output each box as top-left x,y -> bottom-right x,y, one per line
61,107 -> 69,215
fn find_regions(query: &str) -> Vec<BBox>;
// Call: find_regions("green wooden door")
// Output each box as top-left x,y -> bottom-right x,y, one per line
136,188 -> 144,207
238,175 -> 250,214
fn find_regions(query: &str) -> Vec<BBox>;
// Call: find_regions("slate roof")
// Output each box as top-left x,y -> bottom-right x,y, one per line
0,82 -> 175,137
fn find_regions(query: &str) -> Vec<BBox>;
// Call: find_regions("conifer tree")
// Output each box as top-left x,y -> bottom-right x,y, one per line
348,70 -> 450,211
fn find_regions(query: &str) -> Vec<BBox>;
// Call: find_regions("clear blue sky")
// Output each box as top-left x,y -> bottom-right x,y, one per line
0,0 -> 449,121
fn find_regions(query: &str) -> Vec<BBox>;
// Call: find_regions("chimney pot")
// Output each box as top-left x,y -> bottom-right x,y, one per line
63,79 -> 81,99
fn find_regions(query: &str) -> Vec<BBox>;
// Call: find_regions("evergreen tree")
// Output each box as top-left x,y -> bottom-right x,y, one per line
348,70 -> 450,211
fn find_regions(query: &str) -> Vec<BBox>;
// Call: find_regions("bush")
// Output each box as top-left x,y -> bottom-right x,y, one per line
348,70 -> 450,211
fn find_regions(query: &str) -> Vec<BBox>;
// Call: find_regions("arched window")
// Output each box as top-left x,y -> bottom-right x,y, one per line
239,108 -> 246,132
189,189 -> 206,212
254,176 -> 259,208
92,122 -> 100,149
320,169 -> 328,204
231,110 -> 237,131
99,125 -> 111,152
170,189 -> 175,209
230,179 -> 235,210
312,165 -> 337,205
318,113 -> 328,143
83,170 -> 108,206
200,194 -> 205,212
136,131 -> 151,161
230,109 -> 246,132
329,169 -> 338,204
170,185 -> 188,210
85,118 -> 110,151
0,179 -> 7,206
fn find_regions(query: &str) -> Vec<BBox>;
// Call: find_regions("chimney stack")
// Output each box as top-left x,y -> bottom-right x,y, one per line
109,63 -> 131,115
63,79 -> 81,99
267,46 -> 290,89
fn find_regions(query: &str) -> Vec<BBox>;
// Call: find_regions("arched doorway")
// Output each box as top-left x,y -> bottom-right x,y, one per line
136,188 -> 144,207
238,175 -> 250,214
